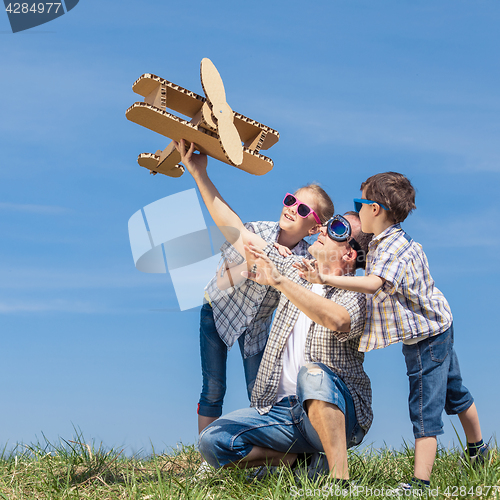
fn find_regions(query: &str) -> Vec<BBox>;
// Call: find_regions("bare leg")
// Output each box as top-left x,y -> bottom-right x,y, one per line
306,400 -> 349,480
198,415 -> 218,465
234,446 -> 297,468
198,420 -> 297,468
414,436 -> 437,481
198,415 -> 218,434
458,403 -> 482,443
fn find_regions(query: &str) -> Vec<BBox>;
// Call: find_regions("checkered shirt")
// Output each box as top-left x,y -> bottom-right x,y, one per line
206,221 -> 312,359
359,223 -> 453,352
250,245 -> 373,431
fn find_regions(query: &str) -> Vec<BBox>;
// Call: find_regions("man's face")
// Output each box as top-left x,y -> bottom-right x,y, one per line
309,214 -> 361,270
309,225 -> 339,264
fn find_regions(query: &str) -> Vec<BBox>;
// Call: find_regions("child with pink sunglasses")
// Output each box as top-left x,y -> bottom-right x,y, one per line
180,140 -> 335,436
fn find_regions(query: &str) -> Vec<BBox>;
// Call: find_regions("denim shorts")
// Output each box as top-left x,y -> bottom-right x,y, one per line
199,362 -> 366,467
198,302 -> 264,418
402,324 -> 474,439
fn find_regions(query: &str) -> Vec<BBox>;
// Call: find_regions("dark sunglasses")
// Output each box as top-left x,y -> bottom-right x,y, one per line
283,193 -> 321,224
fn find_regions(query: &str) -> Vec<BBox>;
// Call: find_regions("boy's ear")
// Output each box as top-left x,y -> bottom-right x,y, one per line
372,203 -> 389,218
372,203 -> 392,223
308,224 -> 321,236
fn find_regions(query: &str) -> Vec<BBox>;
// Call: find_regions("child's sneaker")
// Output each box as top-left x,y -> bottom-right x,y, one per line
460,442 -> 492,467
394,482 -> 412,495
394,479 -> 430,495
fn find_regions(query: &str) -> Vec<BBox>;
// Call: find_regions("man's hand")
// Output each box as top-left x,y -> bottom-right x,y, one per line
242,242 -> 283,288
174,139 -> 208,177
293,258 -> 325,284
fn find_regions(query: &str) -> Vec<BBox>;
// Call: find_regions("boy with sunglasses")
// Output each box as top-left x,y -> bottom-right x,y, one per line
182,144 -> 334,437
296,172 -> 488,490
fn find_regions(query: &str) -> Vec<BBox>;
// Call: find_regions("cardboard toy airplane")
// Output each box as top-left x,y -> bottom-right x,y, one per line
126,58 -> 280,178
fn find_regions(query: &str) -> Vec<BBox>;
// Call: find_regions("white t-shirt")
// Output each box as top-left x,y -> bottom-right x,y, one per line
276,284 -> 323,402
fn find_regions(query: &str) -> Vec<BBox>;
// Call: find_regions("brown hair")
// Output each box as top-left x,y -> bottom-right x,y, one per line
295,184 -> 334,224
360,172 -> 416,223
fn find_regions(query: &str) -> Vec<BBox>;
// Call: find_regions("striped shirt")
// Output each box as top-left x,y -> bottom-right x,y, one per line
251,245 -> 373,432
359,224 -> 453,352
206,221 -> 312,359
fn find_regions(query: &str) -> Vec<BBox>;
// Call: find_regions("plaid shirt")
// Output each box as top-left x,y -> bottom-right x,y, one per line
206,221 -> 312,358
251,245 -> 373,431
359,224 -> 453,352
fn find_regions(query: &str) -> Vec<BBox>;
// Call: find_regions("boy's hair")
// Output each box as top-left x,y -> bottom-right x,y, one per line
360,172 -> 416,223
344,211 -> 373,269
296,184 -> 334,224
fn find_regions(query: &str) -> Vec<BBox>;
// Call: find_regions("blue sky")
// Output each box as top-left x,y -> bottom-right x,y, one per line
1,0 -> 499,456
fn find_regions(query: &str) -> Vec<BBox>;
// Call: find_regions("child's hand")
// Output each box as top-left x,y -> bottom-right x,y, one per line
293,258 -> 324,284
273,242 -> 292,257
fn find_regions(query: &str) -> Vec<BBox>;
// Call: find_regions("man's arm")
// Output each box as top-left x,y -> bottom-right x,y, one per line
243,243 -> 352,332
175,140 -> 267,258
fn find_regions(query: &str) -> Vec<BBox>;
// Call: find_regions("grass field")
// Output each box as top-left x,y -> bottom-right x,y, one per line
1,432 -> 498,499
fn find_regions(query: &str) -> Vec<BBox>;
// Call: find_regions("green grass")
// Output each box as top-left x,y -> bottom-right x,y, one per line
0,432 -> 498,499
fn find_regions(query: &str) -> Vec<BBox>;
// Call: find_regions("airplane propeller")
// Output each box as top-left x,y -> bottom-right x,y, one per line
200,58 -> 244,166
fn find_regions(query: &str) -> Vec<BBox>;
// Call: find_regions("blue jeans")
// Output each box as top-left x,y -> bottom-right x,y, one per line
199,362 -> 365,467
198,302 -> 264,418
403,324 -> 474,439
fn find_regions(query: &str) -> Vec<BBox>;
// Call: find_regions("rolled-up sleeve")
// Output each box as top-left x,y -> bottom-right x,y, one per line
329,288 -> 366,341
370,252 -> 406,297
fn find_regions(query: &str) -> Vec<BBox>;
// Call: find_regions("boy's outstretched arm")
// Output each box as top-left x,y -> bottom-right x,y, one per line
294,259 -> 384,294
174,139 -> 266,258
244,243 -> 351,332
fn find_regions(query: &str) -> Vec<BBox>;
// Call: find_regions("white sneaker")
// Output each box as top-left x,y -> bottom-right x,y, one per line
394,481 -> 429,496
195,461 -> 214,479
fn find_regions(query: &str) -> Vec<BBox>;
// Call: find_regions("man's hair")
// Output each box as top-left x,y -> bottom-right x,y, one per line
295,184 -> 334,224
360,172 -> 416,223
344,211 -> 373,270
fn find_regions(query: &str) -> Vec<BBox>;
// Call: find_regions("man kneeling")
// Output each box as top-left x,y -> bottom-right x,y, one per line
177,140 -> 373,480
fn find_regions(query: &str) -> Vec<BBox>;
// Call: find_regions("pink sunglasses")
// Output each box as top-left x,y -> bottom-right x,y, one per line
283,193 -> 321,224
